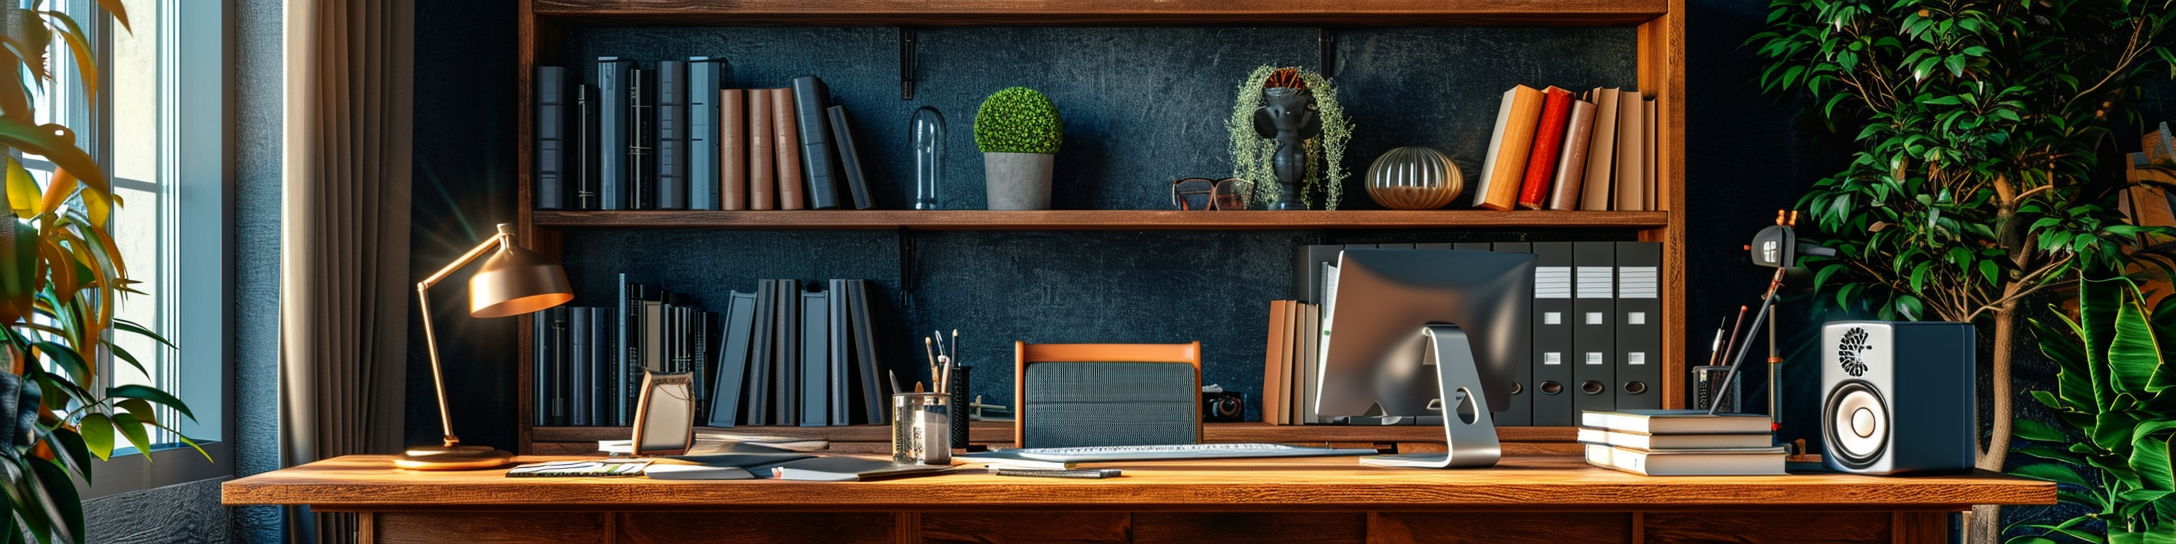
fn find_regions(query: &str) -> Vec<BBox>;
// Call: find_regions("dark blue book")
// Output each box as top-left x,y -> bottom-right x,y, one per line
596,58 -> 633,210
535,66 -> 569,210
789,76 -> 840,209
628,67 -> 655,210
687,57 -> 725,210
569,307 -> 589,426
710,291 -> 756,427
654,60 -> 688,210
573,84 -> 599,210
826,106 -> 873,210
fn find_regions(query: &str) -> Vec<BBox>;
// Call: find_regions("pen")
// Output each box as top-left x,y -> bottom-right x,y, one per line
986,467 -> 1122,479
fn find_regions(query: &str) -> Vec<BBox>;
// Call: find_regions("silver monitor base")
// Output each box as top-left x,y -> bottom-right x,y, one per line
1359,324 -> 1501,469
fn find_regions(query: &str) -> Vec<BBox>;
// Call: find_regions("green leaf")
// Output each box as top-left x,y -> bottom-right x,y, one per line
1981,259 -> 2001,286
2134,434 -> 2176,492
106,384 -> 192,422
42,428 -> 88,484
25,457 -> 81,544
2018,419 -> 2069,442
2110,288 -> 2164,396
2015,462 -> 2091,487
114,398 -> 155,428
76,413 -> 108,461
109,412 -> 150,458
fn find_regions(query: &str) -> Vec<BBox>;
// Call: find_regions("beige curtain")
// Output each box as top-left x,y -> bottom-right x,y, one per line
280,0 -> 414,542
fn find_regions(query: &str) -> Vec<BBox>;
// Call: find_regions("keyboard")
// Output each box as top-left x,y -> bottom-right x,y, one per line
1013,443 -> 1379,463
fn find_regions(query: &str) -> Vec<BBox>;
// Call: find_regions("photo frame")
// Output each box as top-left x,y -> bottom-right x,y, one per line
629,371 -> 696,456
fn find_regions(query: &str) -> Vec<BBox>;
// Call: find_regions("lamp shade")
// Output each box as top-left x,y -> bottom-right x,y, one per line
468,244 -> 573,318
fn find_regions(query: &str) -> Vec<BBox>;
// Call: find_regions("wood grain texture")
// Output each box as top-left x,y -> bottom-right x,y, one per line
1133,512 -> 1365,544
619,512 -> 894,544
528,210 -> 1671,231
1369,512 -> 1631,543
375,512 -> 608,544
921,512 -> 1129,544
1641,512 -> 1889,543
532,422 -> 1575,445
530,0 -> 1668,26
223,455 -> 2053,511
1893,512 -> 1948,544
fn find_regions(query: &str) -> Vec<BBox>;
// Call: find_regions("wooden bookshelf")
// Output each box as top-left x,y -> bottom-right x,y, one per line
532,209 -> 1670,231
513,0 -> 1688,455
532,0 -> 1670,27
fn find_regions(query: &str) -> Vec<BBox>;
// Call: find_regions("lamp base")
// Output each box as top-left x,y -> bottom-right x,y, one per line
395,445 -> 514,471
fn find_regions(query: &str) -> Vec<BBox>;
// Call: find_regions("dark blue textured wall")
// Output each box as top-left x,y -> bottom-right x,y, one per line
552,25 -> 1639,422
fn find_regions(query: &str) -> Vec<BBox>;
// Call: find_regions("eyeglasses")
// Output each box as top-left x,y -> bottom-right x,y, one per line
1172,178 -> 1252,210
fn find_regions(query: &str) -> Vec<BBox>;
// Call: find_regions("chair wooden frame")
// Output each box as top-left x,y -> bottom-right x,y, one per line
1013,341 -> 1204,448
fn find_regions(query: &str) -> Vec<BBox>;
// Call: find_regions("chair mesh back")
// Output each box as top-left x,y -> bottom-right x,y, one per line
1023,361 -> 1197,448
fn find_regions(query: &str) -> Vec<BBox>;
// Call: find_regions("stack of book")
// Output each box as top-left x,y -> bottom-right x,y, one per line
1578,409 -> 1785,476
1470,85 -> 1659,212
531,277 -> 717,428
535,63 -> 875,212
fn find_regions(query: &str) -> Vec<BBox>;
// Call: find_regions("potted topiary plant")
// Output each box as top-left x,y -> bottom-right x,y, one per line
973,86 -> 1063,210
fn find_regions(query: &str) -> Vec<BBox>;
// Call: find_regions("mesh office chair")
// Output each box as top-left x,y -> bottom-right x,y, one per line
1013,342 -> 1202,449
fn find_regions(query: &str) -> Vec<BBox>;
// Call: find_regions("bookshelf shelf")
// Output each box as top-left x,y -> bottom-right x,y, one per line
532,0 -> 1668,27
532,209 -> 1670,231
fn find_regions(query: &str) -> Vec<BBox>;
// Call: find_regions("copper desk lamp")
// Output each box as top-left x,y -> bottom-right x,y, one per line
396,223 -> 573,470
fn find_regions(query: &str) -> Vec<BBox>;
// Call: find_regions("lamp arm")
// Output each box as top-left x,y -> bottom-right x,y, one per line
413,227 -> 514,449
417,230 -> 512,291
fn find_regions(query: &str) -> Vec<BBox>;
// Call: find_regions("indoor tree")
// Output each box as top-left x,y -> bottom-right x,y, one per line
1750,0 -> 2175,541
0,2 -> 204,543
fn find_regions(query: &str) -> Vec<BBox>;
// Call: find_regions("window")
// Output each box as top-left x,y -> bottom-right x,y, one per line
20,0 -> 229,497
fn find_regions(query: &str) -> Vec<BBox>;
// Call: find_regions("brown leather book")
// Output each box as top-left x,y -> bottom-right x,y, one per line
1262,300 -> 1288,425
1547,99 -> 1596,211
721,89 -> 748,211
1580,88 -> 1621,211
750,90 -> 775,211
771,88 -> 805,211
1473,85 -> 1545,211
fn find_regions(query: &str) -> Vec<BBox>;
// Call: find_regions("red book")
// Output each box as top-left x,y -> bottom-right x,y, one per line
1516,86 -> 1575,210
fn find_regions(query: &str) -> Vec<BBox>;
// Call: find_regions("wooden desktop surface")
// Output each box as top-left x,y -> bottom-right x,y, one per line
222,454 -> 2050,511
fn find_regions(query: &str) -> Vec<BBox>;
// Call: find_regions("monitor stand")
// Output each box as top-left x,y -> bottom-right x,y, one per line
1360,324 -> 1502,469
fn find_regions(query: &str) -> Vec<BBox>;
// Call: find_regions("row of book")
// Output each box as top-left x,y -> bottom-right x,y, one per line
2119,121 -> 2174,248
706,278 -> 893,428
1472,85 -> 1659,212
530,275 -> 894,429
532,280 -> 718,427
535,60 -> 875,212
1276,242 -> 1662,426
1580,409 -> 1783,476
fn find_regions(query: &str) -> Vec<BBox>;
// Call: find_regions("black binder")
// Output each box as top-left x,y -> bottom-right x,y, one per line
1571,241 -> 1617,416
775,279 -> 802,425
627,67 -> 655,210
847,280 -> 887,424
790,76 -> 841,209
653,60 -> 688,210
687,57 -> 725,210
534,66 -> 568,210
709,291 -> 756,427
1491,242 -> 1535,427
827,279 -> 852,425
589,307 -> 612,425
596,58 -> 632,210
1529,242 -> 1576,426
1614,242 -> 1664,410
533,308 -> 550,425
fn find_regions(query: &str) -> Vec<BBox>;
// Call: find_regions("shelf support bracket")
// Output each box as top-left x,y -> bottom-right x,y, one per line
1319,29 -> 1336,78
901,27 -> 918,100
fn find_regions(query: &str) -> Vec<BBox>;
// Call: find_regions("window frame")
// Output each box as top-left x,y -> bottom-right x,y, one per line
50,0 -> 232,499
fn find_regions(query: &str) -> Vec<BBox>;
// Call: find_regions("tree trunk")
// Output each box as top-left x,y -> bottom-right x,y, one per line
1967,304 -> 2017,543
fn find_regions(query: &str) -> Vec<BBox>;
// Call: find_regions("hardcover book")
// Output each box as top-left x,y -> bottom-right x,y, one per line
534,66 -> 569,210
687,57 -> 724,211
1579,88 -> 1621,211
722,89 -> 749,211
791,76 -> 841,210
827,105 -> 874,210
1547,99 -> 1596,211
1612,90 -> 1645,211
1473,85 -> 1545,211
770,88 -> 805,210
628,67 -> 655,210
596,58 -> 633,210
750,90 -> 776,211
653,60 -> 688,210
1515,86 -> 1574,210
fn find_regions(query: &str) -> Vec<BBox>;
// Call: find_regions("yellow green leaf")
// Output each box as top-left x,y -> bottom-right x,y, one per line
110,412 -> 150,459
78,413 -> 109,461
2,157 -> 32,219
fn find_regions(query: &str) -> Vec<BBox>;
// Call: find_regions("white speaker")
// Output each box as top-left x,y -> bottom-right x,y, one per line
1820,321 -> 1976,475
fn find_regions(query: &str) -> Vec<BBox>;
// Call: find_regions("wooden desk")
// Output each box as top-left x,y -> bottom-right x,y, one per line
224,454 -> 2051,543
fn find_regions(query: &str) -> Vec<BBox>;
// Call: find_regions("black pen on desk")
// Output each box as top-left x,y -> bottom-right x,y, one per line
987,467 -> 1121,479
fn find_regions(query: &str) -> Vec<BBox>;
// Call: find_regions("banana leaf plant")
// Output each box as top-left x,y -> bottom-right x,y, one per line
2009,276 -> 2176,543
0,2 -> 207,544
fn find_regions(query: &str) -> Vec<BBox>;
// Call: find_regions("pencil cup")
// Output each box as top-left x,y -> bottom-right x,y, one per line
947,367 -> 971,449
891,393 -> 952,465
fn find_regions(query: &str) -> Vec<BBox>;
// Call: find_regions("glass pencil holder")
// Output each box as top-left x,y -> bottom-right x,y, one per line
891,392 -> 952,465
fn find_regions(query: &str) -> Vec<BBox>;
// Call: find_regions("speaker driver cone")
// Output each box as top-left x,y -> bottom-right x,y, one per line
1823,380 -> 1887,469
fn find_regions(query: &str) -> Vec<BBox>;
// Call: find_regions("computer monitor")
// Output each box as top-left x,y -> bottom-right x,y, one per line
1314,248 -> 1534,468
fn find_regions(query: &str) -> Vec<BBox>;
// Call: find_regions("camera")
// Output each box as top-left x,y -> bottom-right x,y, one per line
1202,391 -> 1246,423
